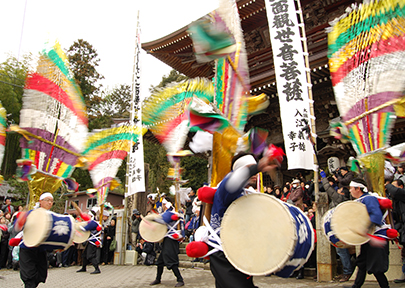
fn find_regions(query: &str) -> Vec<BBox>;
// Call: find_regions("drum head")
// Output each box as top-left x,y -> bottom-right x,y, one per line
73,222 -> 91,244
139,213 -> 167,243
23,208 -> 51,247
221,194 -> 296,276
331,201 -> 372,246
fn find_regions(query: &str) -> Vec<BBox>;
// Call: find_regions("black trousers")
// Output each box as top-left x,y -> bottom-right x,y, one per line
19,248 -> 48,288
353,242 -> 389,288
155,237 -> 183,282
82,243 -> 100,269
210,251 -> 256,288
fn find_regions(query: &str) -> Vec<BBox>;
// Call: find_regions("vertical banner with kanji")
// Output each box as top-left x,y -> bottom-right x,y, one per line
126,18 -> 145,197
264,0 -> 315,170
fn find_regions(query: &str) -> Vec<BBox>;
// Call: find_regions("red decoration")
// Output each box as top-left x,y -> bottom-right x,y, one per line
378,198 -> 393,210
264,144 -> 285,166
386,228 -> 399,239
9,238 -> 22,246
171,214 -> 179,221
197,186 -> 217,204
186,241 -> 209,258
96,225 -> 102,232
80,213 -> 91,221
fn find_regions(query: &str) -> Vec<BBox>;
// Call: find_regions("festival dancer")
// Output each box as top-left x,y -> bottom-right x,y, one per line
76,214 -> 103,274
209,152 -> 277,288
150,201 -> 185,287
343,178 -> 391,288
17,192 -> 54,288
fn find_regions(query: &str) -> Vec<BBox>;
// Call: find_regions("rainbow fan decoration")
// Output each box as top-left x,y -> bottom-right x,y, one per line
328,0 -> 405,194
212,0 -> 250,133
10,42 -> 88,208
142,78 -> 214,154
83,125 -> 146,205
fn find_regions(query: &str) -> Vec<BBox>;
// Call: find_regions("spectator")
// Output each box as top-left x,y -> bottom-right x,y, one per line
386,179 -> 405,283
131,209 -> 142,246
281,185 -> 290,202
1,198 -> 14,215
333,166 -> 354,189
394,163 -> 405,184
185,190 -> 196,225
136,238 -> 156,266
102,217 -> 116,265
289,179 -> 304,211
320,168 -> 353,282
273,186 -> 282,199
265,186 -> 273,195
3,212 -> 11,225
0,216 -> 10,268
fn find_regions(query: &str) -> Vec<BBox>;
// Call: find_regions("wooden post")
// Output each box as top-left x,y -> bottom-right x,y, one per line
294,0 -> 333,281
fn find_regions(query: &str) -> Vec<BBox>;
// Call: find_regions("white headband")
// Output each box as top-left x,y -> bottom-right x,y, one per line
349,181 -> 366,189
232,155 -> 257,171
39,192 -> 53,200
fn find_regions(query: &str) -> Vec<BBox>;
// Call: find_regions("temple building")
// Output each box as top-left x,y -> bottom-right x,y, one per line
141,0 -> 405,182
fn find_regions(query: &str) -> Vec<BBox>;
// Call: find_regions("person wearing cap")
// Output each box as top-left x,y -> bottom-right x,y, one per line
343,178 -> 391,288
334,166 -> 354,189
18,192 -> 54,288
2,197 -> 14,214
185,190 -> 196,225
320,168 -> 353,282
209,152 -> 278,288
289,179 -> 304,211
131,209 -> 142,245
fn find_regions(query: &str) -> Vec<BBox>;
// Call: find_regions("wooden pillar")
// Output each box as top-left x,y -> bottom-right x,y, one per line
316,192 -> 336,281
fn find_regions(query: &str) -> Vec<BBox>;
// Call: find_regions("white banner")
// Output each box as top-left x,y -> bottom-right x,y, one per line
126,18 -> 146,197
264,0 -> 315,170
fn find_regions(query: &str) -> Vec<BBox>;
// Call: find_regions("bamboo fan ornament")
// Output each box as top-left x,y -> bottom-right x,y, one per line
10,42 -> 88,208
328,0 -> 405,195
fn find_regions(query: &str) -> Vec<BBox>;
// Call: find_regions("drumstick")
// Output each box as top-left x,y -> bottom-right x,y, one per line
71,201 -> 82,214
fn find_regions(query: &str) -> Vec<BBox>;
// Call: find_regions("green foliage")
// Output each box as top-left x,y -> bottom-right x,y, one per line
51,191 -> 68,214
70,168 -> 93,190
67,39 -> 105,129
2,132 -> 21,178
5,177 -> 29,207
149,70 -> 188,94
143,140 -> 170,193
101,84 -> 132,118
0,54 -> 32,178
181,156 -> 208,191
0,54 -> 31,124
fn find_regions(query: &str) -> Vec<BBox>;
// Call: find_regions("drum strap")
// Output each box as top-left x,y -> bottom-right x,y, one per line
198,216 -> 223,258
165,219 -> 181,239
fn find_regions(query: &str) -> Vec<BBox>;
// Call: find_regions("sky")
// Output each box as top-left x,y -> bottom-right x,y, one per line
0,0 -> 218,97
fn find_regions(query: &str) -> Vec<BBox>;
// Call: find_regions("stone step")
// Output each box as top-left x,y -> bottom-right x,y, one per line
179,253 -> 193,261
179,260 -> 211,270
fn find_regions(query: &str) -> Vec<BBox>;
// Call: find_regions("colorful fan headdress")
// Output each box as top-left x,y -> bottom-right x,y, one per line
189,0 -> 251,120
328,0 -> 405,195
10,41 -> 88,208
142,78 -> 214,154
82,125 -> 146,205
